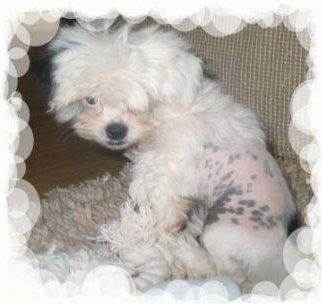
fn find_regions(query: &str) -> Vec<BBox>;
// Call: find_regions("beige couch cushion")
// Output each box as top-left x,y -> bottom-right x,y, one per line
162,23 -> 309,159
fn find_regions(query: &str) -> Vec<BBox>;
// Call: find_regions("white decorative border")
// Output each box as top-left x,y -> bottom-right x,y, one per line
1,0 -> 321,303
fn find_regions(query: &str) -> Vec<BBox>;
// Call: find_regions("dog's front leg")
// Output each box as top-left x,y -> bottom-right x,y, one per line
131,188 -> 196,234
129,163 -> 200,234
156,195 -> 197,234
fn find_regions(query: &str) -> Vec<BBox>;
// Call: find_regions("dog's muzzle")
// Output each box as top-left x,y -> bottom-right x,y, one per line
106,123 -> 128,145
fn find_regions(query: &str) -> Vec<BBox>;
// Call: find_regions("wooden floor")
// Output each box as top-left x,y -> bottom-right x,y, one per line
20,62 -> 126,196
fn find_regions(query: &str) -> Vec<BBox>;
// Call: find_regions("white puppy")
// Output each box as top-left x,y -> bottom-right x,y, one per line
35,20 -> 299,290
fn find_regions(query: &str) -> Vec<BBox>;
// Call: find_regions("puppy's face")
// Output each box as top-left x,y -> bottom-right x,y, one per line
38,23 -> 202,151
71,94 -> 153,151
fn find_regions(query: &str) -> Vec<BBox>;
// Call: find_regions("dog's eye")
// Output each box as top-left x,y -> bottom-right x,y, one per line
85,96 -> 98,105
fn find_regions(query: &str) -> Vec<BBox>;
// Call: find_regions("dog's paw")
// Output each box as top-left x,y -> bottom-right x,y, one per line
118,245 -> 171,290
158,210 -> 187,234
158,197 -> 197,234
132,258 -> 172,290
170,256 -> 188,279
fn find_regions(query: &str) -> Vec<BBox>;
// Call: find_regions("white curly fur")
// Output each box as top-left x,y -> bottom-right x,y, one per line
42,22 -> 297,291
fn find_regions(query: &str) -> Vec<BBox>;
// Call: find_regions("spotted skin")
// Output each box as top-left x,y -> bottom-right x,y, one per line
259,205 -> 270,212
198,142 -> 297,284
198,143 -> 295,234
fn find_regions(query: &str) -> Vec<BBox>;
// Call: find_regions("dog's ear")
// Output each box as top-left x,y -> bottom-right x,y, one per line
162,50 -> 203,105
31,17 -> 78,103
31,44 -> 56,103
136,27 -> 203,105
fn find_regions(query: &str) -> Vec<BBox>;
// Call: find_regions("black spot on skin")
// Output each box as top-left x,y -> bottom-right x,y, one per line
214,184 -> 225,190
236,184 -> 242,190
215,161 -> 220,165
259,205 -> 270,212
205,201 -> 232,224
249,216 -> 262,224
212,187 -> 221,194
249,216 -> 261,222
225,181 -> 234,190
213,191 -> 221,198
215,164 -> 224,175
216,188 -> 236,205
228,155 -> 234,164
251,154 -> 259,161
216,200 -> 226,208
228,154 -> 241,164
251,210 -> 264,217
250,174 -> 257,180
246,150 -> 250,154
204,143 -> 219,153
258,221 -> 268,228
205,209 -> 219,225
226,207 -> 236,214
216,207 -> 227,214
266,216 -> 277,228
235,190 -> 243,196
220,171 -> 234,182
276,214 -> 284,222
238,200 -> 256,208
235,206 -> 244,215
208,183 -> 251,223
231,218 -> 239,225
205,159 -> 212,168
253,226 -> 259,230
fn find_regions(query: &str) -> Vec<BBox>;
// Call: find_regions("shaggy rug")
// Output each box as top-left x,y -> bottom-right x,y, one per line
27,156 -> 312,291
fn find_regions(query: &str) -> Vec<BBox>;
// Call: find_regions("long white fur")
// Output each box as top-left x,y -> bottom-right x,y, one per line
45,23 -> 294,290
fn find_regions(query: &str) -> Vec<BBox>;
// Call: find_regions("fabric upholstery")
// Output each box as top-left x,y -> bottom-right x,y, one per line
149,22 -> 309,159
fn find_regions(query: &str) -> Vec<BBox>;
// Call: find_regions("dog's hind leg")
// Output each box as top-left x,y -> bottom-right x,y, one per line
118,244 -> 172,290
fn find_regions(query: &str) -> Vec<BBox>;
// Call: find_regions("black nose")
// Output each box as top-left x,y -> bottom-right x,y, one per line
106,123 -> 128,141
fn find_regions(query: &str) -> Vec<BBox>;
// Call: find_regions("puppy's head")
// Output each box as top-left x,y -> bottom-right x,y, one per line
35,21 -> 202,150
